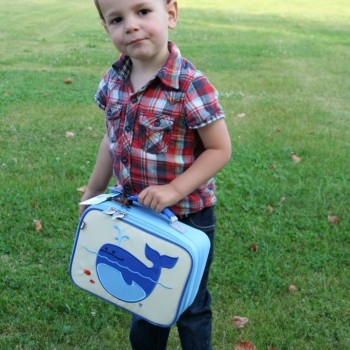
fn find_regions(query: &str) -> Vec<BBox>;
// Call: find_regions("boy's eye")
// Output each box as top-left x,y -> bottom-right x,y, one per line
139,9 -> 150,16
111,17 -> 123,24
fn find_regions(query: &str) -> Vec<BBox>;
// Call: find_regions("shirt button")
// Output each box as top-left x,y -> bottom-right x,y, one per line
154,120 -> 161,127
121,157 -> 128,165
125,125 -> 131,132
131,96 -> 138,103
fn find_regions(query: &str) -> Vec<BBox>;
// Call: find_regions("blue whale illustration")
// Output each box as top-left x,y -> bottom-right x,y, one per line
96,243 -> 178,302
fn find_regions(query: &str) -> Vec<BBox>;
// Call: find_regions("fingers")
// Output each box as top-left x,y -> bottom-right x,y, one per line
138,187 -> 164,212
138,184 -> 182,212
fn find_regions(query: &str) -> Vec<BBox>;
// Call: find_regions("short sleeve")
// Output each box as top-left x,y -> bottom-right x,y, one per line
185,71 -> 225,129
95,71 -> 111,110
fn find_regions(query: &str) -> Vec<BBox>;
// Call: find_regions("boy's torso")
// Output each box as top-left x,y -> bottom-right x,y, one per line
96,42 -> 223,215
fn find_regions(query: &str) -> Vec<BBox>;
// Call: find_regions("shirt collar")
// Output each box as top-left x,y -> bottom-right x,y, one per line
157,42 -> 182,90
112,42 -> 182,90
112,55 -> 132,82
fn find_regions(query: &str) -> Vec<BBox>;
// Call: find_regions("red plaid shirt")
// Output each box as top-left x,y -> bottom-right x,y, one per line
95,42 -> 225,215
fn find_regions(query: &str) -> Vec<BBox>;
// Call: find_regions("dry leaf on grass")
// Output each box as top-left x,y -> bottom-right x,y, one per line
328,215 -> 340,224
64,78 -> 73,84
234,340 -> 256,350
267,204 -> 275,213
237,113 -> 246,119
291,152 -> 301,163
280,197 -> 286,203
249,243 -> 257,253
34,220 -> 42,232
77,185 -> 87,194
65,131 -> 75,138
232,316 -> 250,330
288,284 -> 298,293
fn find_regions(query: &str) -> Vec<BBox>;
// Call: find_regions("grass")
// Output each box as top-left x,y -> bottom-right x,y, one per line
1,0 -> 349,349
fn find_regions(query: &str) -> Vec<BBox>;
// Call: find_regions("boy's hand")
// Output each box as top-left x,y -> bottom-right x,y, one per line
138,184 -> 183,212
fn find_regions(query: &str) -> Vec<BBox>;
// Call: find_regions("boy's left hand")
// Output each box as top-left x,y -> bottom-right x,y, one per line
138,184 -> 183,212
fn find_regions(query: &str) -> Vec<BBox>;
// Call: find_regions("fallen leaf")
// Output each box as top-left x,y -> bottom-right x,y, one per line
65,131 -> 75,138
237,113 -> 246,119
288,284 -> 298,293
275,128 -> 281,133
234,340 -> 256,350
328,215 -> 340,224
232,316 -> 250,330
249,243 -> 257,253
34,220 -> 42,232
280,197 -> 286,203
77,185 -> 87,194
64,78 -> 73,84
271,163 -> 277,170
267,204 -> 275,213
4,91 -> 11,96
291,152 -> 301,163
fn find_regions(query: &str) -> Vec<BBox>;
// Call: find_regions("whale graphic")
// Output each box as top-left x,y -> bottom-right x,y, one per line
95,243 -> 178,302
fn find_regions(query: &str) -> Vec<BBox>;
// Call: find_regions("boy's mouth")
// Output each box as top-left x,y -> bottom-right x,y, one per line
127,38 -> 146,46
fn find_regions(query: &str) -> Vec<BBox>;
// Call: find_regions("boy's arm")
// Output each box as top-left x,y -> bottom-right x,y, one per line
138,119 -> 231,212
79,134 -> 113,216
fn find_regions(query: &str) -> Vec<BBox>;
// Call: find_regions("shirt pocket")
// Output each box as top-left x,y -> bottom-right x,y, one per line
105,104 -> 123,144
139,113 -> 174,154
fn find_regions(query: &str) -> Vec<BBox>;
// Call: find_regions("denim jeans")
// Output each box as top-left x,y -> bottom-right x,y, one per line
129,206 -> 215,350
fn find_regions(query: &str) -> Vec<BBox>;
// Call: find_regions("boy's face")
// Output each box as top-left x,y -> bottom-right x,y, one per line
98,0 -> 177,63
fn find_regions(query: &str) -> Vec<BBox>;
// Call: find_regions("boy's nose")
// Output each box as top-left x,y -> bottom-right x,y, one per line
125,16 -> 139,33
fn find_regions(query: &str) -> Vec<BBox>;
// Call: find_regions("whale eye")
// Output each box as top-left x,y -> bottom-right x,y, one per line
112,250 -> 116,254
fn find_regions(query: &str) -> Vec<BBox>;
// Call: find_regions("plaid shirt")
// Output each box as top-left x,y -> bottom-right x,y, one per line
95,42 -> 225,215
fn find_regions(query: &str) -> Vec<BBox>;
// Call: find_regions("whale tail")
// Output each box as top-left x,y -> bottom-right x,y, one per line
145,244 -> 178,269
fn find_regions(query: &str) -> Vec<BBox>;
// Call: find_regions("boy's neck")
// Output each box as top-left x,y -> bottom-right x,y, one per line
129,65 -> 156,93
129,48 -> 170,92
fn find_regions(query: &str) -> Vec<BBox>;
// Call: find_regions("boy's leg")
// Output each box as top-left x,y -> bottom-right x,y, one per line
177,206 -> 215,350
130,316 -> 170,350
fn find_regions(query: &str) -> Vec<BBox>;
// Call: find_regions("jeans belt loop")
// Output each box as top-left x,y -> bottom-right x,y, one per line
178,213 -> 190,220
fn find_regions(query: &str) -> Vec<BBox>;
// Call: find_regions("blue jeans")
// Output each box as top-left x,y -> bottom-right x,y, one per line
130,206 -> 215,350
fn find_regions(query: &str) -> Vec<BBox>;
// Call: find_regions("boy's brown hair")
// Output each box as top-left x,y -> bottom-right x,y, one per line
94,0 -> 172,22
94,0 -> 105,21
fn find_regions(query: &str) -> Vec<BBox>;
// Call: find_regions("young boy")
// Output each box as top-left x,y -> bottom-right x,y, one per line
80,0 -> 231,348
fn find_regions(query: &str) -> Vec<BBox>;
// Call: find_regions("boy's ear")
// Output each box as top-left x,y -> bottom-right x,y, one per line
167,0 -> 178,29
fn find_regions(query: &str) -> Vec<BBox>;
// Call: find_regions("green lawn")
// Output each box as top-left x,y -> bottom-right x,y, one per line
1,0 -> 349,349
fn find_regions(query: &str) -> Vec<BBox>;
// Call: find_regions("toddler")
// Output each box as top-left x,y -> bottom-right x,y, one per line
80,0 -> 232,348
